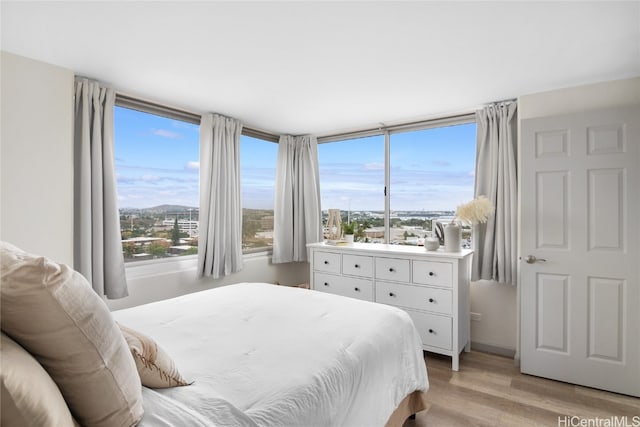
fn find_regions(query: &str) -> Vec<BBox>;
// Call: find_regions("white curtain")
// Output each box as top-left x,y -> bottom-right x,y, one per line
74,78 -> 128,299
198,114 -> 243,278
472,102 -> 518,284
272,135 -> 322,263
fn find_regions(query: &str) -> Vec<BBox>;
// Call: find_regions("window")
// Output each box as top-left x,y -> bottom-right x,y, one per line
318,135 -> 386,243
114,106 -> 200,262
317,119 -> 476,249
114,95 -> 476,262
240,135 -> 278,253
390,123 -> 477,247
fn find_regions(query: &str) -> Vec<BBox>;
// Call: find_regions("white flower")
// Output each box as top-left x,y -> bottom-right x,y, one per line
455,195 -> 494,225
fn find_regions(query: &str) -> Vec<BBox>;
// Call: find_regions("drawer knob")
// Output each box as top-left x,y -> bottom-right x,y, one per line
389,292 -> 395,297
354,287 -> 360,292
354,264 -> 360,268
428,298 -> 434,303
389,267 -> 395,272
323,282 -> 329,286
428,329 -> 434,334
324,260 -> 329,265
428,272 -> 435,277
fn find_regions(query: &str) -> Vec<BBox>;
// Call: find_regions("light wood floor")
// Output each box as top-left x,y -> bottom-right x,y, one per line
404,351 -> 640,427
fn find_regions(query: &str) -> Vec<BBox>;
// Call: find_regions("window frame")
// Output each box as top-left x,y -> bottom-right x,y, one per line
114,95 -> 281,268
239,133 -> 278,254
317,113 -> 476,243
115,93 -> 478,266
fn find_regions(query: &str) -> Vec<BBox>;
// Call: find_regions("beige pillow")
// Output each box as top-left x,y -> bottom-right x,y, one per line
118,323 -> 191,388
1,332 -> 79,427
0,241 -> 144,427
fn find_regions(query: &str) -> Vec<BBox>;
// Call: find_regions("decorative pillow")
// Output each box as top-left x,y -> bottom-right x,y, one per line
118,323 -> 191,388
1,332 -> 78,427
0,241 -> 144,427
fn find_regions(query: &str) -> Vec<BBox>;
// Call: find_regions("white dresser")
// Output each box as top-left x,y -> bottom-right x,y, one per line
307,242 -> 473,371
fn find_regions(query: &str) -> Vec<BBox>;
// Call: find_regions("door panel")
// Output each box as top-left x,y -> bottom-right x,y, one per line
521,106 -> 639,397
536,171 -> 569,249
587,277 -> 624,363
535,273 -> 569,354
587,168 -> 625,251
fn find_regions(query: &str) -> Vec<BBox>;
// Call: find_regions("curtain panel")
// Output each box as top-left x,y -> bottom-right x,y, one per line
272,135 -> 322,264
198,114 -> 243,278
472,102 -> 518,284
73,78 -> 128,299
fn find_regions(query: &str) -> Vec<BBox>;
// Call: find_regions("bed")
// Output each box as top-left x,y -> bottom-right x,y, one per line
112,282 -> 429,426
0,241 -> 428,427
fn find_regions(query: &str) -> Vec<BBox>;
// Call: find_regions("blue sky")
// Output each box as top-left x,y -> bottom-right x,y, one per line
114,107 -> 200,209
114,106 -> 278,210
318,124 -> 476,211
114,107 -> 476,212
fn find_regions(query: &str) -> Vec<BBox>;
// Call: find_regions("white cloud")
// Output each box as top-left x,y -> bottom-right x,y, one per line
432,160 -> 451,167
362,162 -> 384,171
185,161 -> 200,170
171,121 -> 199,132
151,128 -> 181,139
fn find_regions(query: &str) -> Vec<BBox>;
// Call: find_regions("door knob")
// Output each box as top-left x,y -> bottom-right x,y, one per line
523,255 -> 546,264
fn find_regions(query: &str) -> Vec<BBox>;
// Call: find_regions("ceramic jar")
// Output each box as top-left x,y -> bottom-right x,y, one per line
444,222 -> 461,252
425,232 -> 439,251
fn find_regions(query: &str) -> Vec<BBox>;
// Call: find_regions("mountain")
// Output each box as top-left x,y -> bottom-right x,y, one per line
120,205 -> 198,215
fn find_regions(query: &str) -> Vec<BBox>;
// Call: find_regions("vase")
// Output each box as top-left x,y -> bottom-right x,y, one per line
424,232 -> 439,251
444,222 -> 461,252
343,234 -> 354,243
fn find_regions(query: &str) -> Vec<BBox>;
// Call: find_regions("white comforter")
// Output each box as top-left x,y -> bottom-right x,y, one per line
112,283 -> 428,427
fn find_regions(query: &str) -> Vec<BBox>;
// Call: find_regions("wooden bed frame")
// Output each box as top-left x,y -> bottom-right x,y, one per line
386,390 -> 428,426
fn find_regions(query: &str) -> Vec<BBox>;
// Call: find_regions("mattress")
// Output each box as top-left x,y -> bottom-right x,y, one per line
112,282 -> 429,426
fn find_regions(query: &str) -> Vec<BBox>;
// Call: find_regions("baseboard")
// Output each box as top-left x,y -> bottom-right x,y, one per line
470,341 -> 516,358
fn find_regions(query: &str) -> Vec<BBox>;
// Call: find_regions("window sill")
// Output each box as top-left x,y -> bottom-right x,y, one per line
124,250 -> 273,279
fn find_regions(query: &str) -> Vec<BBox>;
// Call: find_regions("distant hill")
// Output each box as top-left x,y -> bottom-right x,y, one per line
120,205 -> 197,215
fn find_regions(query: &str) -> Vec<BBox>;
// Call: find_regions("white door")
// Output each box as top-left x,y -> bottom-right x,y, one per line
520,106 -> 640,397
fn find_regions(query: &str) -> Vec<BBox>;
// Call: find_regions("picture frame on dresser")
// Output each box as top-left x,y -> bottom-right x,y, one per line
433,220 -> 445,246
307,242 -> 473,371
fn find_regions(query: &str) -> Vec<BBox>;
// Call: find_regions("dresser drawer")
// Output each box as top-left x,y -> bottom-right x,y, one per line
342,254 -> 373,278
412,260 -> 453,287
375,257 -> 410,283
376,282 -> 453,315
314,272 -> 374,302
313,251 -> 341,274
406,310 -> 452,350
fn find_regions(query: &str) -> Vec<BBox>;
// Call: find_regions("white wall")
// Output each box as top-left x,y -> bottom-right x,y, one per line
469,281 -> 517,355
518,77 -> 640,120
0,51 -> 74,265
107,256 -> 310,311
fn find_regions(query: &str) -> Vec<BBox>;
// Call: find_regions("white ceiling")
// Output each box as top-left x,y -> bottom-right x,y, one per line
2,1 -> 639,136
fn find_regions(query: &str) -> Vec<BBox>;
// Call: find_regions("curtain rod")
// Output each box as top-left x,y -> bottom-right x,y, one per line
116,89 -> 516,144
317,112 -> 477,144
115,92 -> 280,142
316,98 -> 517,143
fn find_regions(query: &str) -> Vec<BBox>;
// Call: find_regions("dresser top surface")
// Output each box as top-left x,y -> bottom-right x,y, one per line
307,242 -> 473,259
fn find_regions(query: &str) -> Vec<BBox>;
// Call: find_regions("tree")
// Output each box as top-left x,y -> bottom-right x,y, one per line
122,242 -> 139,258
171,217 -> 181,245
148,241 -> 169,257
242,216 -> 259,241
182,247 -> 198,256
